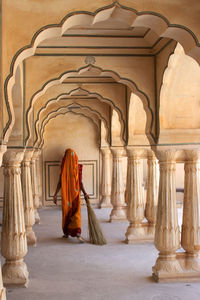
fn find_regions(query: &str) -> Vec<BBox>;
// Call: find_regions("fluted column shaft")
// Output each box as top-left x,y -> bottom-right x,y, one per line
31,151 -> 40,223
0,145 -> 7,299
100,147 -> 112,208
1,151 -> 29,287
181,150 -> 200,270
22,150 -> 36,245
125,148 -> 145,242
145,151 -> 159,227
35,150 -> 42,208
152,149 -> 181,280
110,148 -> 127,221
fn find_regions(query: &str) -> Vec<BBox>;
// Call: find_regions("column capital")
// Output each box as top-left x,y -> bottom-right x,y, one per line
126,146 -> 148,158
23,150 -> 34,162
184,149 -> 200,161
100,147 -> 111,155
153,147 -> 177,162
3,150 -> 25,166
110,147 -> 125,157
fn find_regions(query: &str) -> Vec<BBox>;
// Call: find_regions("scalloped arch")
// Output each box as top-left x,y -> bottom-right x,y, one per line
39,110 -> 101,149
25,65 -> 154,145
36,103 -> 109,148
4,1 -> 200,143
28,86 -> 125,147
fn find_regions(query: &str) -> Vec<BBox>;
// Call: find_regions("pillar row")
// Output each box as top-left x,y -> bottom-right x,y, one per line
1,150 -> 29,287
100,147 -> 112,208
110,147 -> 127,222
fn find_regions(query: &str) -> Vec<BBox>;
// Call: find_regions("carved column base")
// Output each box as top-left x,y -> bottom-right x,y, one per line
125,222 -> 154,243
109,206 -> 127,222
183,252 -> 200,272
34,210 -> 40,224
26,227 -> 37,246
153,252 -> 200,282
2,260 -> 29,287
152,253 -> 183,282
99,196 -> 112,208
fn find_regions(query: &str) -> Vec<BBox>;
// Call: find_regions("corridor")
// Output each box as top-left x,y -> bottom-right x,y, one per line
1,207 -> 200,300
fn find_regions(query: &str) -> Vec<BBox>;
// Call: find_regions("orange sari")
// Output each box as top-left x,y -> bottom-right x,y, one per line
60,149 -> 82,237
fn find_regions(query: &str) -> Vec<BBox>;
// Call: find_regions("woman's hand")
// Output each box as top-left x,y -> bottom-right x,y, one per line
84,194 -> 89,202
53,195 -> 58,205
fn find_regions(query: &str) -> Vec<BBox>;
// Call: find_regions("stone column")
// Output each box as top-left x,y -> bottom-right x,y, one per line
31,150 -> 40,223
100,147 -> 112,208
110,147 -> 127,221
22,150 -> 37,245
0,145 -> 7,299
181,149 -> 200,272
35,150 -> 43,208
125,148 -> 145,243
1,151 -> 29,287
152,149 -> 181,281
145,150 -> 159,235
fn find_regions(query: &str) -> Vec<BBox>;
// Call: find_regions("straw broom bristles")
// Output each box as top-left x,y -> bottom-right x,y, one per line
85,197 -> 107,245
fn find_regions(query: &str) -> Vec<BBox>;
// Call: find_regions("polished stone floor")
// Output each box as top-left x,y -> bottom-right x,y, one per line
1,206 -> 200,300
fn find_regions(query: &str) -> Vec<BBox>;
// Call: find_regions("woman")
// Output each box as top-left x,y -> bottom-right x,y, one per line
53,149 -> 89,242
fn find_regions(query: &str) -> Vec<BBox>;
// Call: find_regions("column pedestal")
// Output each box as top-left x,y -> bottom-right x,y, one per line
110,148 -> 127,222
1,150 -> 29,287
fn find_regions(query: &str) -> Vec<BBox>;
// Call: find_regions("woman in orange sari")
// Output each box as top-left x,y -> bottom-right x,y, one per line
53,149 -> 88,242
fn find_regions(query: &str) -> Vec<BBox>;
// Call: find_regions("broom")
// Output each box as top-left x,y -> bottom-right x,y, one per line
84,195 -> 107,245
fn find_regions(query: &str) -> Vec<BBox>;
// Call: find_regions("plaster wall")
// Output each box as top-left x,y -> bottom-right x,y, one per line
42,112 -> 100,206
159,44 -> 200,143
128,93 -> 149,145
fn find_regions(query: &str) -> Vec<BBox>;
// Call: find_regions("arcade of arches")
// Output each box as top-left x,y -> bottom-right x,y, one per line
1,0 -> 200,298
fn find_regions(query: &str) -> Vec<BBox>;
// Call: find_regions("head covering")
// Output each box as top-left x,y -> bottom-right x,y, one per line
60,149 -> 81,236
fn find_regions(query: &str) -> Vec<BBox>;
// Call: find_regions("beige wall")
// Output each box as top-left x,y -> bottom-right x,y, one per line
42,112 -> 100,206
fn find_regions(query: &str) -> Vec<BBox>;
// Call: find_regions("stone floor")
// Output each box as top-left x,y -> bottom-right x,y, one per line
1,206 -> 200,300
